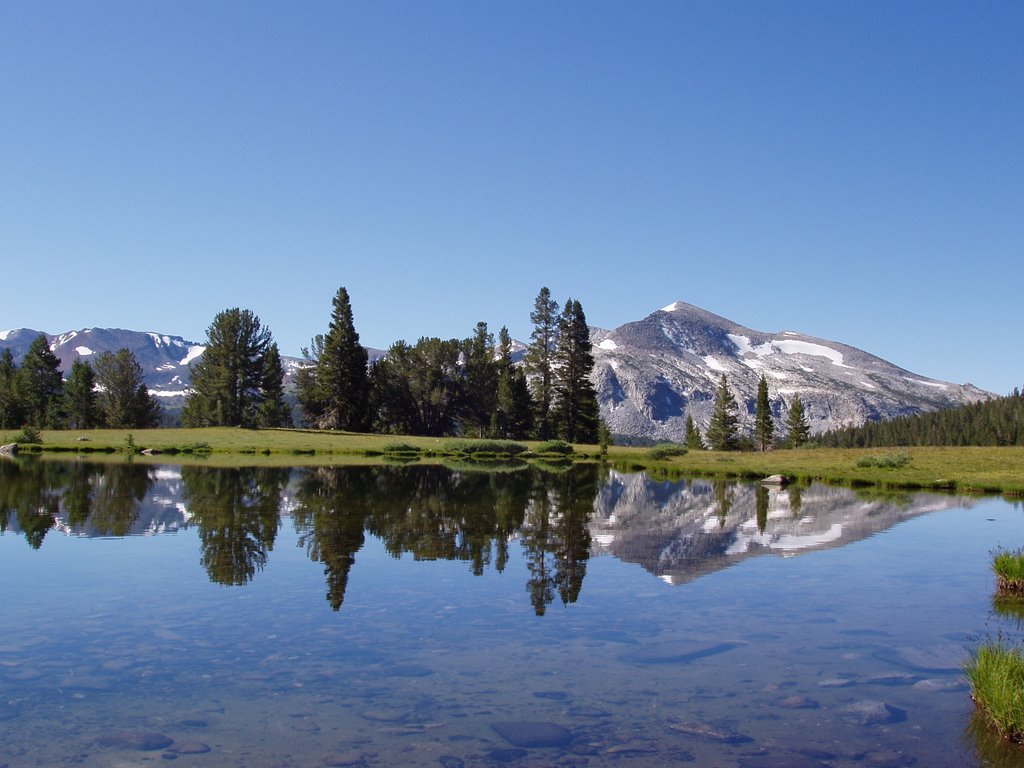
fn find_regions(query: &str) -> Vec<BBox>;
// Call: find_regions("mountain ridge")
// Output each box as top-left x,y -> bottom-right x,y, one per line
1,301 -> 992,439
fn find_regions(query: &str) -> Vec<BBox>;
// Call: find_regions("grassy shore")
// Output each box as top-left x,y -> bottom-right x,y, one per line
3,428 -> 1024,496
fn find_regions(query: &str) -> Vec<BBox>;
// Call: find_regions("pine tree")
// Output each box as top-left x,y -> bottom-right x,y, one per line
64,358 -> 98,429
524,287 -> 560,439
551,299 -> 600,443
95,349 -> 161,428
296,287 -> 370,431
494,327 -> 533,439
754,375 -> 774,451
0,348 -> 25,429
17,335 -> 64,427
184,308 -> 273,427
256,343 -> 293,428
786,394 -> 811,448
461,321 -> 497,438
684,413 -> 705,450
705,374 -> 740,451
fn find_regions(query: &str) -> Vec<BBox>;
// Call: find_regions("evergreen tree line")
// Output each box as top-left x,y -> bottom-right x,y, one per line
180,286 -> 604,442
691,373 -> 811,452
818,388 -> 1024,448
0,337 -> 160,430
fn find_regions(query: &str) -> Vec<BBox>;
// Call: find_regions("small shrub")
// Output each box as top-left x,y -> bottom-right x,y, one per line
14,426 -> 42,444
182,442 -> 213,455
856,452 -> 911,469
648,443 -> 688,460
964,639 -> 1024,742
382,442 -> 422,454
444,440 -> 528,456
535,440 -> 574,455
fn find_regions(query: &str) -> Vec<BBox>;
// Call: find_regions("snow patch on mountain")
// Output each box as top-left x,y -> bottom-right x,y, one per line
179,346 -> 205,366
75,346 -> 95,356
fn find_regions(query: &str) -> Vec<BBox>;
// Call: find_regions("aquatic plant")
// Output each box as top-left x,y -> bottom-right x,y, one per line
994,549 -> 1024,595
965,640 -> 1024,743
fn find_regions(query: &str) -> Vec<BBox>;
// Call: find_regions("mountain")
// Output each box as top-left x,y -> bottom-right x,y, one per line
2,302 -> 991,438
591,301 -> 991,441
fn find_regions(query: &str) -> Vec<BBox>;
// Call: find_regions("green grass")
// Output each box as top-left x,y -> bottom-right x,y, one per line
3,428 -> 1024,496
994,549 -> 1024,595
965,641 -> 1024,743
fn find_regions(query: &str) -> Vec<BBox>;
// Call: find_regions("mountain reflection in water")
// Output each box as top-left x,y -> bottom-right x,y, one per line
0,459 -> 963,611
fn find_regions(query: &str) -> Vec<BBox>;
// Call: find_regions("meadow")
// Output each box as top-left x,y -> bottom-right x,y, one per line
3,427 -> 1024,496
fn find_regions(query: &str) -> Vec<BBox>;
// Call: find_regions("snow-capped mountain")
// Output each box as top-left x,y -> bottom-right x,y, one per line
591,301 -> 991,441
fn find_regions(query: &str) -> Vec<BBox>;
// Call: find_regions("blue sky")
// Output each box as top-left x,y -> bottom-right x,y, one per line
2,1 -> 1021,394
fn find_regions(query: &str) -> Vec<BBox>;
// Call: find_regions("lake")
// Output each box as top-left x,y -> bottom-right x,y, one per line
1,459 -> 1022,767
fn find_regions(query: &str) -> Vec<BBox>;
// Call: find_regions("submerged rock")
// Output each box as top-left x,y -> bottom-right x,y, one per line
911,677 -> 969,693
98,731 -> 174,751
864,749 -> 917,767
668,722 -> 753,744
491,721 -> 573,748
624,640 -> 745,665
778,695 -> 819,709
168,741 -> 210,755
486,747 -> 529,762
838,700 -> 906,726
325,751 -> 365,767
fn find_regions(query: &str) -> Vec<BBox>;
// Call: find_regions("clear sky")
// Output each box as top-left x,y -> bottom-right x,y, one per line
2,1 -> 1021,394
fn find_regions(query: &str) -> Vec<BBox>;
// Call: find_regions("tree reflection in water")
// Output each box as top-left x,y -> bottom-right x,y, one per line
1,459 -> 602,614
0,459 -> 154,547
181,466 -> 288,586
292,463 -> 600,614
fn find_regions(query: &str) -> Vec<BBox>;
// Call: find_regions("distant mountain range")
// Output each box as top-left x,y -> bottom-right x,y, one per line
1,301 -> 991,439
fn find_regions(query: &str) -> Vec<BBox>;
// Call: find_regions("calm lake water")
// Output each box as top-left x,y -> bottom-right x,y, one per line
2,459 -> 1023,768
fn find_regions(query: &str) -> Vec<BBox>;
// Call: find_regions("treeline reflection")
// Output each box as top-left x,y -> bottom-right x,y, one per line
0,460 -> 599,616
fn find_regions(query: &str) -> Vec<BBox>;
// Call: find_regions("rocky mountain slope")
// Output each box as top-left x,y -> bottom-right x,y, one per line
591,301 -> 990,441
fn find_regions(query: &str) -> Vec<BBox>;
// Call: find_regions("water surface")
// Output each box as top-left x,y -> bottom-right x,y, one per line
1,459 -> 1022,767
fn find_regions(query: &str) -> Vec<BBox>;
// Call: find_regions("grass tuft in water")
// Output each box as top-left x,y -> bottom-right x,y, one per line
994,549 -> 1024,595
965,640 -> 1024,743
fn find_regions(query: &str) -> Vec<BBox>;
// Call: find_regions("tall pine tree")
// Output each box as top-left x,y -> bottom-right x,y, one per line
64,358 -> 98,429
754,374 -> 774,451
17,335 -> 64,427
297,287 -> 370,431
95,349 -> 161,428
705,374 -> 740,451
461,321 -> 497,438
493,326 -> 533,439
524,287 -> 560,440
684,413 -> 705,450
183,308 -> 273,428
551,299 -> 600,443
0,348 -> 23,429
256,343 -> 293,428
786,394 -> 811,448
